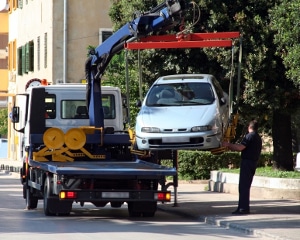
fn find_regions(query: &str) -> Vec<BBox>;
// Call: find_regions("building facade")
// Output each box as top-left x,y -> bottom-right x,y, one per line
7,0 -> 113,160
0,4 -> 9,108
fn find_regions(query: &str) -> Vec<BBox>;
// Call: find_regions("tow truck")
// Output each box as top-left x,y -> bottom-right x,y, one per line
11,0 -> 189,217
11,0 -> 240,217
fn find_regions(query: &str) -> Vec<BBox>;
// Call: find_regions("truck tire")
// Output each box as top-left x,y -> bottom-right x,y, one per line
25,183 -> 38,209
43,176 -> 55,216
43,176 -> 72,216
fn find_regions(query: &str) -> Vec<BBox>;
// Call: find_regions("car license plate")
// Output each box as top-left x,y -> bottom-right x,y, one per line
162,137 -> 189,143
101,192 -> 129,198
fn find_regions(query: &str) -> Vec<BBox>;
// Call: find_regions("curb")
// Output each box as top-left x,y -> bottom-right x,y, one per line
158,205 -> 290,240
203,216 -> 290,240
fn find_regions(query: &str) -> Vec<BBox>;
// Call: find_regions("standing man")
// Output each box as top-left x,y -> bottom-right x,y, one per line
222,120 -> 262,214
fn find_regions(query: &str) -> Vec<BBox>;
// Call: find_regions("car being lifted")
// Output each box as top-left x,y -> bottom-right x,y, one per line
135,74 -> 230,150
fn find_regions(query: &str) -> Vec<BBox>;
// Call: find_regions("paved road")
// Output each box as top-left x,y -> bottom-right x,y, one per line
1,159 -> 300,240
0,172 -> 267,240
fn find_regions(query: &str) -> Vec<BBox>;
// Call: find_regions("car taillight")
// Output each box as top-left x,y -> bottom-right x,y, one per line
60,191 -> 77,199
155,192 -> 171,201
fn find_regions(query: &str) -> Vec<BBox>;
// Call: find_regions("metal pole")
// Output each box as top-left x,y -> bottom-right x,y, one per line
236,37 -> 242,104
229,44 -> 234,115
138,50 -> 143,101
63,0 -> 67,83
125,50 -> 131,126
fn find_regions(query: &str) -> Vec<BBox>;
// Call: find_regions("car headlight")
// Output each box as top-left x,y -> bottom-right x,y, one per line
141,127 -> 161,133
191,125 -> 212,132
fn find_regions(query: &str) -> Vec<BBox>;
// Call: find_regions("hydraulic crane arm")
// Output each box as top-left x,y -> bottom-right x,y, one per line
85,0 -> 188,128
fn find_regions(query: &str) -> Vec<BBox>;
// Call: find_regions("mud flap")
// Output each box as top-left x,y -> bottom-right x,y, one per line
46,196 -> 73,214
128,201 -> 157,217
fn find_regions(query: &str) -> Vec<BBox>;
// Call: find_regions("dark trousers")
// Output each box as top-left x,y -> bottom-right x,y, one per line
238,159 -> 257,210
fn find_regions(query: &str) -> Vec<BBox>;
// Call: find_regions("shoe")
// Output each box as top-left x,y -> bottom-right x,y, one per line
232,209 -> 250,215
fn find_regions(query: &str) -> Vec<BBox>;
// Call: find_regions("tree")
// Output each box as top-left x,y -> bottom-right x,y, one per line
0,108 -> 8,138
194,0 -> 298,170
270,0 -> 300,87
108,0 -> 299,170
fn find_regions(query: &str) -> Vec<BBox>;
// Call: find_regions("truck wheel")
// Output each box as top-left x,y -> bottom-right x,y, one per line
43,176 -> 55,216
25,185 -> 38,209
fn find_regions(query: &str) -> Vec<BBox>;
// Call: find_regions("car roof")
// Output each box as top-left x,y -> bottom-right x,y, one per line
154,74 -> 214,84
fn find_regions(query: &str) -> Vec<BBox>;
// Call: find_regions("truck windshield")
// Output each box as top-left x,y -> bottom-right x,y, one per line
146,82 -> 215,106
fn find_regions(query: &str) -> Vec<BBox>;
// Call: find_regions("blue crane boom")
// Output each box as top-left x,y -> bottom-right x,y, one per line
85,0 -> 188,128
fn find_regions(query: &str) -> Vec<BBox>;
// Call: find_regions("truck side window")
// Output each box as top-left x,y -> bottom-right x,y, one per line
102,94 -> 115,119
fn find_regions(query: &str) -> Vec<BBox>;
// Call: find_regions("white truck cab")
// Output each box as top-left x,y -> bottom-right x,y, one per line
12,84 -> 127,161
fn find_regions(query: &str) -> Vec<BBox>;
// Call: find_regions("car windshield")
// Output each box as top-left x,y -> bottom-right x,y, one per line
146,82 -> 215,106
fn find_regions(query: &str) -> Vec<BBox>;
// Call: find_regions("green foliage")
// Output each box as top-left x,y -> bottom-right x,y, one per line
106,0 -> 300,170
270,0 -> 300,87
109,0 -> 159,30
0,108 -> 8,137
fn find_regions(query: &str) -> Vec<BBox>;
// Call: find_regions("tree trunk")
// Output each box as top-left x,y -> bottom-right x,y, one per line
272,110 -> 294,170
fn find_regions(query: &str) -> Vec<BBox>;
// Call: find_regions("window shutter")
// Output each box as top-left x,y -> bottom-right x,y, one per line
18,0 -> 23,9
44,33 -> 47,68
25,42 -> 29,73
37,36 -> 40,71
29,41 -> 34,72
21,45 -> 25,74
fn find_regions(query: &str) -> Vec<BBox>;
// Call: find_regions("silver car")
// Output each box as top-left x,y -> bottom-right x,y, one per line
135,74 -> 229,150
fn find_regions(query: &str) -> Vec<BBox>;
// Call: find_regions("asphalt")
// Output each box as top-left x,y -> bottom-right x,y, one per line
1,159 -> 299,240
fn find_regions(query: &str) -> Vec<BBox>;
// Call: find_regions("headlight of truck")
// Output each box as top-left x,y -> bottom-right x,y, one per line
191,125 -> 212,132
141,127 -> 161,133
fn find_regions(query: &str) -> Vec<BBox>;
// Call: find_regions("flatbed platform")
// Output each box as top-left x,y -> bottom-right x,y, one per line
29,159 -> 177,177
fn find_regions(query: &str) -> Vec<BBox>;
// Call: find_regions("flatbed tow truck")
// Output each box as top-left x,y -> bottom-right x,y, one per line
11,0 -> 240,217
11,1 -> 189,217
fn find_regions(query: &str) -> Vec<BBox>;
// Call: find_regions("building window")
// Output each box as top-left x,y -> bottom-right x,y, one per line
44,32 -> 47,68
37,36 -> 40,71
8,39 -> 16,71
0,34 -> 8,69
99,28 -> 112,44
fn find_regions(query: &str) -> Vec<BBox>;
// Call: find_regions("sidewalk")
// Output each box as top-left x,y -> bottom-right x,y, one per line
1,158 -> 299,240
158,182 -> 300,240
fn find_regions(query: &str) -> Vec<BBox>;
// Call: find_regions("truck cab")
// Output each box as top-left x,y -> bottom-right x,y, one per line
12,84 -> 127,161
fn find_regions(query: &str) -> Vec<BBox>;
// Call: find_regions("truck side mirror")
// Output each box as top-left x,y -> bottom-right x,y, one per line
11,107 -> 20,123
